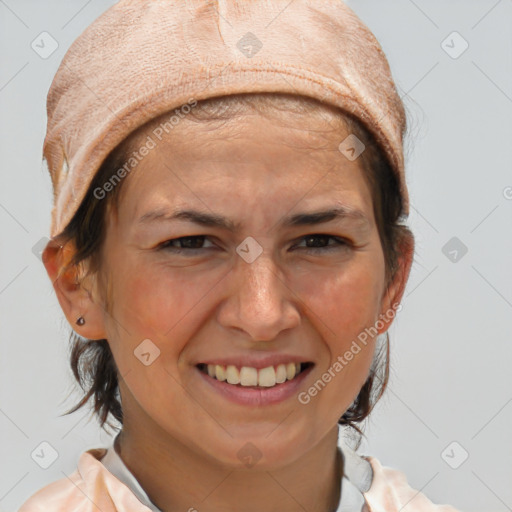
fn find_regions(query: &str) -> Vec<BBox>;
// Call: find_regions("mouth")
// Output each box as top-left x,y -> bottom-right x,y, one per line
196,362 -> 314,389
195,360 -> 315,406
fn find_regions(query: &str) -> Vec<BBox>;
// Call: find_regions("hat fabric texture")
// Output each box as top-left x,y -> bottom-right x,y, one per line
44,0 -> 408,239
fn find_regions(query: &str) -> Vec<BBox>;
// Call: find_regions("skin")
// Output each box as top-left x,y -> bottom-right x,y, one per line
43,107 -> 414,512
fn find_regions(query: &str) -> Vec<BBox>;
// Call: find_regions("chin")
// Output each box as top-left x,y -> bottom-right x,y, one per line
202,425 -> 311,470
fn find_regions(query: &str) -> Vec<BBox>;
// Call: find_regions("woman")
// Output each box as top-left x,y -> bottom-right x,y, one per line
20,1 -> 460,510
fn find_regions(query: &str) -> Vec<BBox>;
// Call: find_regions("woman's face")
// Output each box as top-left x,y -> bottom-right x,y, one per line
95,107 -> 402,468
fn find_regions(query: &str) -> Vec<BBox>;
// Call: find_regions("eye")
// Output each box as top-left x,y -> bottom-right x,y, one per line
158,234 -> 351,255
295,234 -> 351,252
159,236 -> 215,252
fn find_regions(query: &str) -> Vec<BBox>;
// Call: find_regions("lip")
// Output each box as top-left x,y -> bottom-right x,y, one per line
195,363 -> 314,406
196,354 -> 312,370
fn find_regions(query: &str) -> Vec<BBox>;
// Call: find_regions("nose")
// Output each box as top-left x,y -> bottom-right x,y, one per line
217,252 -> 301,342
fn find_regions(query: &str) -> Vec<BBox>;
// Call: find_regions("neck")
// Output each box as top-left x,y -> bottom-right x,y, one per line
115,417 -> 343,512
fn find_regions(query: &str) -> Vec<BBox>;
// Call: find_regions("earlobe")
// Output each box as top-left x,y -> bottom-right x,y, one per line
42,238 -> 108,341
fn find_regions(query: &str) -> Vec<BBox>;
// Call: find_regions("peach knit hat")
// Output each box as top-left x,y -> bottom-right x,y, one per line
43,0 -> 408,239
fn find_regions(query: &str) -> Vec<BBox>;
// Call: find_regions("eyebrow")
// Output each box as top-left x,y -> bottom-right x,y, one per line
136,206 -> 370,231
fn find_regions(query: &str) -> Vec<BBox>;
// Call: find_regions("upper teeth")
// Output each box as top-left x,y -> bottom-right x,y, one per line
206,363 -> 302,387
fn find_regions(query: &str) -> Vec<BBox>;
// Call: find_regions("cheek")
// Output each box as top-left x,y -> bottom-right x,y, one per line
298,255 -> 385,343
296,260 -> 384,421
103,260 -> 222,418
108,258 -> 223,352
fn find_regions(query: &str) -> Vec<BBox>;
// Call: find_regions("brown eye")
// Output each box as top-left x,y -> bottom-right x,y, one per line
296,234 -> 350,252
159,236 -> 214,252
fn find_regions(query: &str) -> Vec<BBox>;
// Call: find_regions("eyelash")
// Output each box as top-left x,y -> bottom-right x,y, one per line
158,234 -> 351,254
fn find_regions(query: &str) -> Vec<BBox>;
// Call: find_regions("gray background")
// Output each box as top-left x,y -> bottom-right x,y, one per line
1,1 -> 511,511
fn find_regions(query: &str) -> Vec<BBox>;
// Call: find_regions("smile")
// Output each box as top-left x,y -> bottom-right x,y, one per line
197,362 -> 314,388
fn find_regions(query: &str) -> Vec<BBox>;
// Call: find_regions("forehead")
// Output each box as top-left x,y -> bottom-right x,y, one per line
126,102 -> 349,154
113,107 -> 372,222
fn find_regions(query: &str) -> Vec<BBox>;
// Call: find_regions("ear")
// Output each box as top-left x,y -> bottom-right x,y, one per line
42,238 -> 108,341
376,230 -> 415,334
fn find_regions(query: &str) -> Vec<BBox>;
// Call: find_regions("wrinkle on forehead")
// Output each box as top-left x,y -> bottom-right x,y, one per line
112,107 -> 361,220
125,103 -> 350,157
